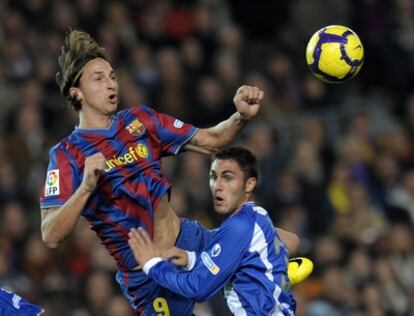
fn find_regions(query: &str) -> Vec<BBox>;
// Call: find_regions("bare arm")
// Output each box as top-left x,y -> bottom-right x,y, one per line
41,187 -> 92,248
184,85 -> 264,154
41,153 -> 106,248
276,228 -> 300,255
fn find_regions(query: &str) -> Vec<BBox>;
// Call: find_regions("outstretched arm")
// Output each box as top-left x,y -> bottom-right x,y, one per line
185,85 -> 264,154
129,223 -> 248,302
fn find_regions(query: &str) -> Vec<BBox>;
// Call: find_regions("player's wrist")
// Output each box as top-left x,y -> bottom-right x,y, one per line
78,183 -> 94,195
237,111 -> 251,121
184,251 -> 196,271
143,257 -> 163,274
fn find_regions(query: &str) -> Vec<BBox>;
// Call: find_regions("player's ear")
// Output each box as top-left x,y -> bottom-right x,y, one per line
69,87 -> 83,102
245,177 -> 257,194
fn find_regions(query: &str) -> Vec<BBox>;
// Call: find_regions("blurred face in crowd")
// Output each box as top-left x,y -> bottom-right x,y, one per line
209,158 -> 256,215
70,58 -> 118,117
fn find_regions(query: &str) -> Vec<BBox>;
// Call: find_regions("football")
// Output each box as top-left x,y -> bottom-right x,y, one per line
305,25 -> 364,83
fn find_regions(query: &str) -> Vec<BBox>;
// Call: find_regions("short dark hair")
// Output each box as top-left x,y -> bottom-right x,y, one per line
212,146 -> 259,181
55,30 -> 107,111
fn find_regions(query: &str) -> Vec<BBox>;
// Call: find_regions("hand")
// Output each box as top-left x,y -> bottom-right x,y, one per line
128,227 -> 160,265
81,152 -> 106,193
162,247 -> 189,267
233,85 -> 264,120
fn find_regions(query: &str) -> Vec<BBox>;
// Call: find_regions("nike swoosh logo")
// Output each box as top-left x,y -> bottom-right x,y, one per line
290,258 -> 303,265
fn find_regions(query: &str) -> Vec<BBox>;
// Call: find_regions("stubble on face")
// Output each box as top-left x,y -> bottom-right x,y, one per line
78,58 -> 118,115
209,159 -> 248,215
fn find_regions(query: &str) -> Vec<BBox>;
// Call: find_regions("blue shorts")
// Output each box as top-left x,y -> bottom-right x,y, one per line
116,218 -> 212,316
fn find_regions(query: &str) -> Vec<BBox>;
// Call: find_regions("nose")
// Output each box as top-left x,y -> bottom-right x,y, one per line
106,76 -> 116,90
212,178 -> 223,192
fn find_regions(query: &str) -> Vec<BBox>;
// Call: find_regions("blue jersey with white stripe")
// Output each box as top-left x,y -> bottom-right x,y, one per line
147,202 -> 296,315
0,288 -> 44,315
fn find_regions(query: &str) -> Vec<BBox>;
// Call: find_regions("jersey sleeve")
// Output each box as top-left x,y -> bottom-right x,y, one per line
39,145 -> 80,209
149,107 -> 198,156
147,215 -> 253,302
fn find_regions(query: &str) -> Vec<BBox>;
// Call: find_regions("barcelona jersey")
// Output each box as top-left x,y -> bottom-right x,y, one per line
39,105 -> 197,271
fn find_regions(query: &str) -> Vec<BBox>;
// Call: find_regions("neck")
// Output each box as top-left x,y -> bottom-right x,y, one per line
233,196 -> 254,214
79,111 -> 114,129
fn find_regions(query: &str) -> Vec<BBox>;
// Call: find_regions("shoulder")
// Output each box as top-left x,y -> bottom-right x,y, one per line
48,136 -> 71,156
223,207 -> 256,237
48,136 -> 81,166
119,105 -> 160,125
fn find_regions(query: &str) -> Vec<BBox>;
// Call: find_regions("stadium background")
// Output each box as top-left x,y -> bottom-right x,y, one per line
1,0 -> 414,315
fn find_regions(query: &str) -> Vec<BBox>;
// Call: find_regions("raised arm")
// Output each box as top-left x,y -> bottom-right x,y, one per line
185,85 -> 264,154
41,153 -> 105,248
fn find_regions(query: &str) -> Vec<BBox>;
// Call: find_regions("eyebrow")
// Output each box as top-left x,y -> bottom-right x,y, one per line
89,69 -> 115,78
210,169 -> 237,176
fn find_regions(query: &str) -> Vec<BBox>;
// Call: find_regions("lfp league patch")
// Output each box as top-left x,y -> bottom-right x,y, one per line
45,169 -> 60,197
201,252 -> 220,275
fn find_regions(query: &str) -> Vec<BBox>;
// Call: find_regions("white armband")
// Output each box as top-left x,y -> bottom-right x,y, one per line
143,257 -> 163,274
185,251 -> 196,271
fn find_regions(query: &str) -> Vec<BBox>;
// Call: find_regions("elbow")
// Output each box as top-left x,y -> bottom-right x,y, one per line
42,233 -> 59,249
190,287 -> 214,302
182,280 -> 212,302
41,226 -> 61,249
191,292 -> 209,303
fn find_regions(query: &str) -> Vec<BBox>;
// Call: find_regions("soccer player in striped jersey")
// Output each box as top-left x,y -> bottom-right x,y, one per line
129,147 -> 296,316
39,30 -> 264,315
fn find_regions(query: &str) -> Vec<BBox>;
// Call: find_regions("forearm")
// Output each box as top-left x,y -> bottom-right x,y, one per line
188,112 -> 250,153
276,228 -> 300,255
145,259 -> 220,302
210,112 -> 250,147
41,186 -> 92,248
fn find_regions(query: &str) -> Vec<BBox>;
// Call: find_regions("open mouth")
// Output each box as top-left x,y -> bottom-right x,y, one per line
108,93 -> 118,104
214,196 -> 224,204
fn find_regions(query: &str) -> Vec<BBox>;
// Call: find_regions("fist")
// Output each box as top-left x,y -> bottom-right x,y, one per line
233,85 -> 264,119
81,152 -> 106,193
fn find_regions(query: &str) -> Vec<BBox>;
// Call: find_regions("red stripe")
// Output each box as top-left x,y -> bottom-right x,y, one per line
66,142 -> 128,268
56,149 -> 75,201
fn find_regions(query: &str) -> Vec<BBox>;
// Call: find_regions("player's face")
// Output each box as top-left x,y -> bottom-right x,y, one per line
76,58 -> 118,115
209,159 -> 253,215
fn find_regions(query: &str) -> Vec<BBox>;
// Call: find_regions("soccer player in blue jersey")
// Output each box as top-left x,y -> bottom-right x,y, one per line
39,30 -> 265,315
0,288 -> 44,315
129,147 -> 296,316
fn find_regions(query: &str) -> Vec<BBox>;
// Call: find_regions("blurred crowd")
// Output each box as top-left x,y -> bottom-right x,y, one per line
1,0 -> 414,315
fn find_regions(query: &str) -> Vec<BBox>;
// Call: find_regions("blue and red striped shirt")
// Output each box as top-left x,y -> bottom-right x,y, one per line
40,105 -> 197,271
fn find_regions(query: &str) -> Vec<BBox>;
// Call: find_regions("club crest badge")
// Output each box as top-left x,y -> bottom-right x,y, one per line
126,119 -> 146,137
211,243 -> 221,257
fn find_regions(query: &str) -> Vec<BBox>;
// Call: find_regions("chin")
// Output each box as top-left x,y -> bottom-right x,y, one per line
214,206 -> 229,215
